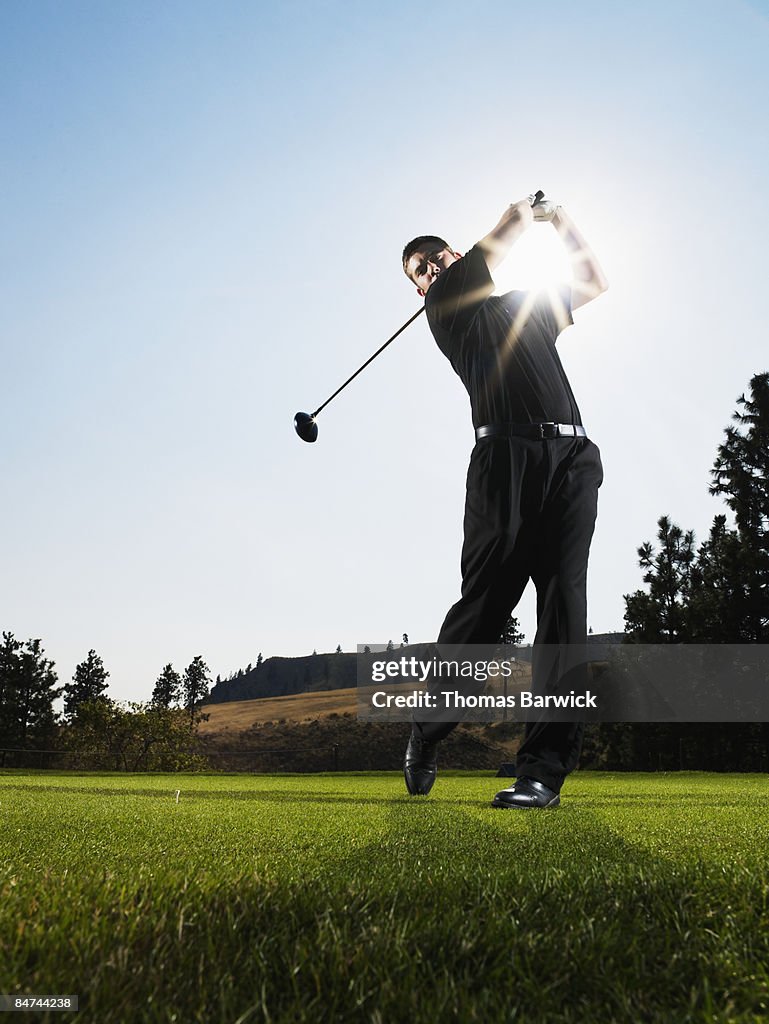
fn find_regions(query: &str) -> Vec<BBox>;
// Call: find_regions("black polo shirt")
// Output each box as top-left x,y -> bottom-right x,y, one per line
425,244 -> 582,429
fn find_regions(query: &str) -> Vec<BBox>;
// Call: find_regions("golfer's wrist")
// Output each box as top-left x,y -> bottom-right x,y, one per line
551,207 -> 566,230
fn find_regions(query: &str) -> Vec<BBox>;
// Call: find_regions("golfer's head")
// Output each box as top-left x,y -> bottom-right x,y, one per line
402,236 -> 462,296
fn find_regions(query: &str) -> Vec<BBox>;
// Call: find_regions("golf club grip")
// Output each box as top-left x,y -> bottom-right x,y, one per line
531,189 -> 545,205
312,306 -> 425,418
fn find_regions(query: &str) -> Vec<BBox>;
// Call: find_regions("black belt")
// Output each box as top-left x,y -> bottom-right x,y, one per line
475,422 -> 587,441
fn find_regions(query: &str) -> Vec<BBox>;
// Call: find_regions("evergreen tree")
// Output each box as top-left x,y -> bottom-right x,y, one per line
402,633 -> 409,646
182,655 -> 211,726
0,632 -> 61,748
624,516 -> 696,641
0,632 -> 21,745
151,664 -> 182,708
626,375 -> 769,643
335,645 -> 342,654
64,649 -> 109,721
257,653 -> 263,668
499,615 -> 525,645
617,373 -> 769,770
708,372 -> 769,641
686,516 -> 745,641
386,640 -> 394,652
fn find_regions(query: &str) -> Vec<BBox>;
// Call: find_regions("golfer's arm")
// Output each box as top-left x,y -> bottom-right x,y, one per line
552,208 -> 608,310
477,200 -> 533,272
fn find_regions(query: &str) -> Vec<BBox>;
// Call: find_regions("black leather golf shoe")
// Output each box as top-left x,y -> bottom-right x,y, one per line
491,776 -> 560,809
403,732 -> 438,796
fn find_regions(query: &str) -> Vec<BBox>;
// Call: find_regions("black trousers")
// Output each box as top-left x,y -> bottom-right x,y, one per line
414,434 -> 603,793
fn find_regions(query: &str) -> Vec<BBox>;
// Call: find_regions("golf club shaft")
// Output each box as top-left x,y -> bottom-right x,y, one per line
311,305 -> 425,418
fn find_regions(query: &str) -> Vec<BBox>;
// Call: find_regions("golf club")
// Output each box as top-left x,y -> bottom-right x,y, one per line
294,190 -> 546,443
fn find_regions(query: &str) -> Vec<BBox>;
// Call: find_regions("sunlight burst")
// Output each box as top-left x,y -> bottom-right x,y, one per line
494,225 -> 573,292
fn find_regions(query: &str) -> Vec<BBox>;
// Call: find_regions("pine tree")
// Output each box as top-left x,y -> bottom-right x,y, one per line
708,372 -> 769,640
618,374 -> 769,770
64,650 -> 109,721
0,632 -> 61,748
151,664 -> 182,708
499,615 -> 525,645
0,633 -> 21,746
182,655 -> 211,727
686,516 -> 745,641
624,516 -> 696,641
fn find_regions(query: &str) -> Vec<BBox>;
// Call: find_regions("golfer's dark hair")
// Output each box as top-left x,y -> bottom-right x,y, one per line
402,235 -> 451,276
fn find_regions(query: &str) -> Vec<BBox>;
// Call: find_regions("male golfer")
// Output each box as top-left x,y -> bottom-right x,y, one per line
401,194 -> 608,808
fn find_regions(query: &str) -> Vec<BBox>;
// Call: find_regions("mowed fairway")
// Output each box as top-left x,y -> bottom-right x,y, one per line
2,772 -> 769,1024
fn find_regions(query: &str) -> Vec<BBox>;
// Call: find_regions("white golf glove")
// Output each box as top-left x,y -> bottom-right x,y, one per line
528,196 -> 561,222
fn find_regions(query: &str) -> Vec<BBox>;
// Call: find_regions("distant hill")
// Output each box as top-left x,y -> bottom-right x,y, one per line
588,632 -> 625,645
207,645 -> 473,704
206,636 -> 626,705
207,653 -> 358,704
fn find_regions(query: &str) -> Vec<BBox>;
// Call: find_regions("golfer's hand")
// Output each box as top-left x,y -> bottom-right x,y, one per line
480,198 -> 535,271
529,198 -> 561,222
507,198 -> 534,230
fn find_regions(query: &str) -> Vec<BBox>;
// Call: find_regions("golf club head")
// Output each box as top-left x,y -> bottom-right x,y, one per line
294,411 -> 318,443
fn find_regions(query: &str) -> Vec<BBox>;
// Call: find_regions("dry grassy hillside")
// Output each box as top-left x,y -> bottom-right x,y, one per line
197,683 -> 538,773
199,687 -> 359,734
201,664 -> 535,736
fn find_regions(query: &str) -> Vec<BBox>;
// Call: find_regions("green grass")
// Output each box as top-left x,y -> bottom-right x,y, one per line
1,771 -> 769,1023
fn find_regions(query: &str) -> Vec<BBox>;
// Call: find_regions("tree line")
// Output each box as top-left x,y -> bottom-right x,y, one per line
624,374 -> 768,643
598,371 -> 769,770
0,644 -> 213,770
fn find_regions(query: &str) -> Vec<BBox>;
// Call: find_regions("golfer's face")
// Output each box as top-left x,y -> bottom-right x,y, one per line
407,247 -> 460,295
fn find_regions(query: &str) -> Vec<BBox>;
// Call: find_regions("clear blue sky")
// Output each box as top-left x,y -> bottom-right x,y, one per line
2,0 -> 768,703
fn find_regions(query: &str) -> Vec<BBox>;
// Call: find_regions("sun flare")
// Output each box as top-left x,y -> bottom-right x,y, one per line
494,224 -> 573,292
